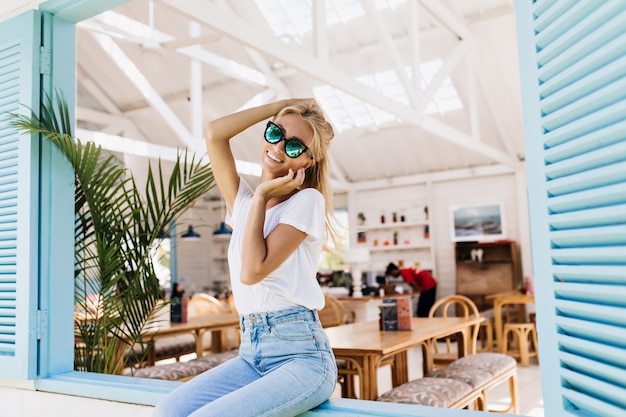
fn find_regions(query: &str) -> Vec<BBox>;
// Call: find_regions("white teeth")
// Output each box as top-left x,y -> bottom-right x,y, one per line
267,151 -> 282,162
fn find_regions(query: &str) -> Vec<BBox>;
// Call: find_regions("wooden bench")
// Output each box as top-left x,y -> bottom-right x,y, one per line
132,349 -> 238,381
377,352 -> 518,413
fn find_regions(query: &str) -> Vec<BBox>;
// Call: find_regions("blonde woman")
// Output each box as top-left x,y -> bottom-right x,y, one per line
154,99 -> 337,417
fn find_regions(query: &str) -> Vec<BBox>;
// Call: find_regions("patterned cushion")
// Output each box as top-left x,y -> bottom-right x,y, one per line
377,377 -> 473,407
134,349 -> 238,380
448,353 -> 516,375
428,366 -> 494,388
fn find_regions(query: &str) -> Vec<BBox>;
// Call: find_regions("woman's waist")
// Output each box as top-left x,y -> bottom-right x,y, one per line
240,306 -> 319,327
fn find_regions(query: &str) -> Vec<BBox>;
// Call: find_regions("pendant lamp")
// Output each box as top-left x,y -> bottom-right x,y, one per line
181,224 -> 201,239
213,221 -> 232,235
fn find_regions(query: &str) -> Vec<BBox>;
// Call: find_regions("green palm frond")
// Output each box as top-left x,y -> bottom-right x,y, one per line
10,91 -> 216,374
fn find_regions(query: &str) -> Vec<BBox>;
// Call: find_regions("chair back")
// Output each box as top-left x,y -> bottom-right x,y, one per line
189,293 -> 231,316
429,294 -> 481,355
319,293 -> 352,327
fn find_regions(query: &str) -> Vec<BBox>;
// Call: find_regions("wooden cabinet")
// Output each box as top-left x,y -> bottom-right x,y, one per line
455,241 -> 521,310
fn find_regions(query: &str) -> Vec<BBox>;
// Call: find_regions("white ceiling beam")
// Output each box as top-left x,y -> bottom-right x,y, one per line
419,0 -> 472,40
361,0 -> 418,105
409,0 -> 422,103
474,55 -> 519,158
158,0 -> 420,118
348,163 -> 516,192
467,45 -> 480,142
415,42 -> 465,118
312,0 -> 328,61
216,0 -> 291,97
86,29 -> 196,151
162,33 -> 221,49
421,115 -> 516,165
76,66 -> 123,116
158,0 -> 519,168
189,21 -> 204,147
77,107 -> 129,127
176,45 -> 269,88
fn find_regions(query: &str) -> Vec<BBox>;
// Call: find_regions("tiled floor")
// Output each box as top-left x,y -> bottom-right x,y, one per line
331,346 -> 544,416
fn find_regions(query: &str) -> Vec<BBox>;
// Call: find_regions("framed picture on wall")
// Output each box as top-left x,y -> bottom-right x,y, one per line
450,203 -> 506,242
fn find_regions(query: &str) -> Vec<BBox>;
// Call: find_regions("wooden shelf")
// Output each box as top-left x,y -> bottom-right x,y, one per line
361,220 -> 428,230
368,243 -> 431,251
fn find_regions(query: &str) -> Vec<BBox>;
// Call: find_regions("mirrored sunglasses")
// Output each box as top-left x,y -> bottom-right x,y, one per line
264,121 -> 313,159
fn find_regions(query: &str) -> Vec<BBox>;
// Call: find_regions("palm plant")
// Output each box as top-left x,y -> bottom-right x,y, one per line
10,92 -> 216,375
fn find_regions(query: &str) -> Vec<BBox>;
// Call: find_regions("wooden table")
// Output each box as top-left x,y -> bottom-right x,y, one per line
142,313 -> 240,364
486,290 -> 535,354
324,316 -> 484,400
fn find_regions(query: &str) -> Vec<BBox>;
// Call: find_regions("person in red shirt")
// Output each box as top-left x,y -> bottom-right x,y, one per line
385,263 -> 438,317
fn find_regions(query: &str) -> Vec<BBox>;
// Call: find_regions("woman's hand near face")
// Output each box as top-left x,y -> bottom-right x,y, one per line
256,168 -> 305,201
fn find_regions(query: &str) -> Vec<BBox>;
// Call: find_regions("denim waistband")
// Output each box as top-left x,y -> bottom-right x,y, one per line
240,306 -> 318,328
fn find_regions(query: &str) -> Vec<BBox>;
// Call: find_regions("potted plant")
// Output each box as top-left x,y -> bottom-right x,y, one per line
10,92 -> 216,375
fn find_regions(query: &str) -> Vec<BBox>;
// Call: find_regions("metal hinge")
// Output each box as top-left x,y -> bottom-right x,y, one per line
36,310 -> 48,340
39,46 -> 51,75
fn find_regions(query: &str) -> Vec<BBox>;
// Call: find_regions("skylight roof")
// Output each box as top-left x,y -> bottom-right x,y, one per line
314,61 -> 463,132
255,0 -> 406,38
255,0 -> 462,132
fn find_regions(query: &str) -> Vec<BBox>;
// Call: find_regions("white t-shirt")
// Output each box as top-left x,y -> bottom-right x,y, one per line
225,179 -> 326,314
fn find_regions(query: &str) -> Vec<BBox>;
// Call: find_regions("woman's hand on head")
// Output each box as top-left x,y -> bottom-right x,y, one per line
257,168 -> 305,200
285,98 -> 318,109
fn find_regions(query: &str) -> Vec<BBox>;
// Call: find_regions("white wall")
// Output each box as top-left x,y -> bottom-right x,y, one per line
430,173 -> 522,299
0,386 -> 153,417
344,171 -> 528,301
176,202 -> 229,295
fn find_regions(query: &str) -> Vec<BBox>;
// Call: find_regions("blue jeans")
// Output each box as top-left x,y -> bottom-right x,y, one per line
153,307 -> 337,417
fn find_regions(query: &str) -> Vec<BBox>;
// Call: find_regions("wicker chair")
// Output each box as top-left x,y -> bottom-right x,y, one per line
189,293 -> 231,316
428,295 -> 481,369
188,293 -> 237,350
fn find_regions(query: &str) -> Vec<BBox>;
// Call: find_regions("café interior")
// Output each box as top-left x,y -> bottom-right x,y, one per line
3,1 -> 624,417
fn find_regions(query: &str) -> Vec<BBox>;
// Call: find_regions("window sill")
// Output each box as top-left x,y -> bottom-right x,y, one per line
34,371 -> 180,406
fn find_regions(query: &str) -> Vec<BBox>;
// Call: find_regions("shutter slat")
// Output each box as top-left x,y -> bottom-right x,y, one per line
551,247 -> 626,265
545,120 -> 626,164
550,225 -> 626,248
562,387 -> 626,417
553,265 -> 626,284
561,368 -> 626,412
537,8 -> 626,86
555,299 -> 626,326
547,182 -> 626,213
557,329 -> 626,365
561,371 -> 626,416
543,100 -> 625,147
560,351 -> 626,389
532,0 -> 579,38
518,1 -> 626,414
541,73 -> 626,131
545,140 -> 626,179
544,81 -> 626,131
554,282 -> 626,305
0,11 -> 39,374
547,161 -> 626,195
550,205 -> 626,229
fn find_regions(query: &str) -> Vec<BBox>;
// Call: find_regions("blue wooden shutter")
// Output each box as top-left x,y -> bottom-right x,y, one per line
516,1 -> 626,416
0,11 -> 41,379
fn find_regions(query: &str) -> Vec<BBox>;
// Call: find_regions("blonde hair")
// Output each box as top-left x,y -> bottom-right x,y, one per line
274,103 -> 339,251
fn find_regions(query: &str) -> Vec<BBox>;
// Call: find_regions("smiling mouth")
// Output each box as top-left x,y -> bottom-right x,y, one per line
267,150 -> 283,163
